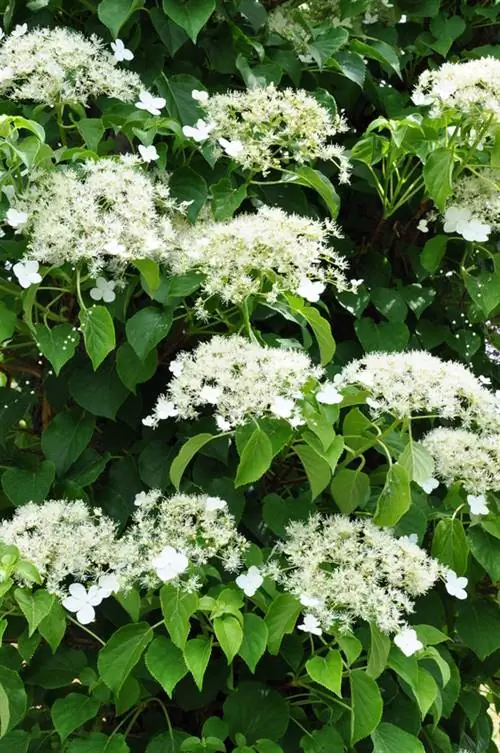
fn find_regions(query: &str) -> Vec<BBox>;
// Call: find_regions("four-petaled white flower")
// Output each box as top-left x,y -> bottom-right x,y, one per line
152,546 -> 189,582
443,206 -> 491,242
219,138 -> 244,158
444,569 -> 468,600
199,385 -> 222,404
401,533 -> 419,545
205,496 -> 227,512
6,208 -> 28,231
316,383 -> 343,405
182,119 -> 214,143
394,627 -> 423,657
298,613 -> 322,636
111,39 -> 134,62
300,594 -> 324,609
420,477 -> 439,494
135,91 -> 166,116
235,566 -> 263,597
90,277 -> 116,303
97,573 -> 120,598
296,278 -> 326,303
192,89 -> 209,102
134,491 -> 150,507
417,219 -> 429,233
11,24 -> 27,38
467,493 -> 489,516
138,144 -> 159,163
270,396 -> 295,419
62,582 -> 103,624
13,260 -> 42,288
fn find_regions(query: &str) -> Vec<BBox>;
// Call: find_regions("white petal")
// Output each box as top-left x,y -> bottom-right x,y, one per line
77,604 -> 96,624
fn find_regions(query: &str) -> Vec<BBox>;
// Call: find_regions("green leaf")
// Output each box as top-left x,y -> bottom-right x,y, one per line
306,650 -> 342,696
164,73 -> 205,124
0,668 -> 26,738
235,428 -> 273,487
14,589 -> 54,636
402,284 -> 435,318
170,167 -> 208,223
214,614 -> 243,663
420,235 -> 447,274
80,306 -> 116,371
51,693 -> 101,742
160,586 -> 199,649
301,306 -> 336,365
349,670 -> 383,745
431,518 -> 469,575
98,0 -> 144,37
41,411 -> 95,476
355,318 -> 410,352
34,323 -> 80,376
294,443 -> 331,500
98,623 -> 153,695
76,118 -> 105,152
126,307 -> 173,361
371,288 -> 408,323
183,636 -> 212,690
145,636 -> 188,697
307,27 -> 348,68
162,0 -> 215,42
223,683 -> 289,744
399,441 -> 435,486
285,166 -> 340,219
133,259 -> 161,292
69,360 -> 129,420
0,731 -> 29,753
265,594 -> 301,655
351,39 -> 401,78
463,270 -> 500,317
468,527 -> 500,582
67,732 -> 130,753
372,723 -> 425,753
335,51 -> 366,87
170,433 -> 216,490
238,613 -> 268,673
423,149 -> 454,211
116,342 -> 157,393
212,179 -> 247,221
0,302 -> 16,343
374,463 -> 411,526
1,460 -> 55,506
456,600 -> 500,660
38,599 -> 66,653
367,624 -> 391,680
330,468 -> 370,514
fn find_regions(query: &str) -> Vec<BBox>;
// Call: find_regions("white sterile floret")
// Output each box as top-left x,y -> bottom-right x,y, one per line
277,514 -> 441,635
412,57 -> 500,120
298,613 -> 323,636
97,573 -> 120,598
198,83 -> 350,178
420,477 -> 439,494
13,260 -> 42,288
296,278 -> 326,303
0,26 -> 145,106
444,570 -> 468,600
442,172 -> 500,239
170,206 -> 350,310
417,219 -> 429,233
218,138 -> 244,158
0,500 -> 119,597
335,351 -> 500,431
89,277 -> 116,303
6,208 -> 28,230
316,383 -> 343,404
62,583 -> 103,624
138,144 -> 159,163
394,627 -> 423,657
111,38 -> 134,62
236,566 -> 264,597
12,156 -> 180,277
135,90 -> 166,116
467,494 -> 489,516
143,334 -> 323,430
114,491 -> 248,590
192,89 -> 209,102
422,428 -> 500,495
182,119 -> 214,142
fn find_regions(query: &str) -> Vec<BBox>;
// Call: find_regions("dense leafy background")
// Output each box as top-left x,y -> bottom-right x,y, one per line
0,0 -> 499,752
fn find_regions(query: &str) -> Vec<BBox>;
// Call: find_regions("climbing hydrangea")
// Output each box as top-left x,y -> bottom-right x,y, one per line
422,428 -> 500,494
443,170 -> 500,241
0,26 -> 145,106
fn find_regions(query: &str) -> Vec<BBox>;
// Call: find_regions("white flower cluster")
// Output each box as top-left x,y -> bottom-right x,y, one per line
412,57 -> 500,120
0,500 -> 118,598
335,351 -> 500,431
422,428 -> 500,496
0,26 -> 144,106
192,84 -> 350,177
143,334 -> 323,430
277,514 -> 440,636
10,156 -> 179,277
170,206 -> 350,309
114,490 -> 248,591
443,170 -> 500,241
